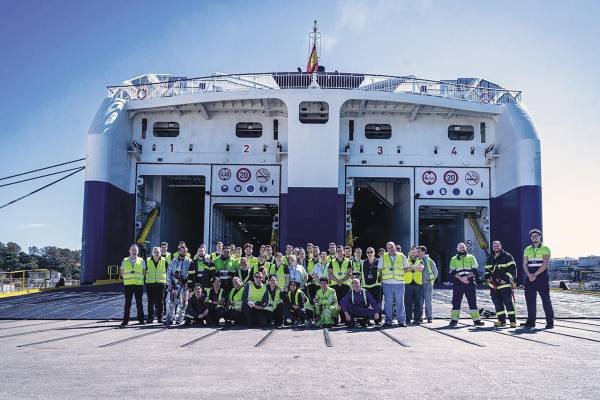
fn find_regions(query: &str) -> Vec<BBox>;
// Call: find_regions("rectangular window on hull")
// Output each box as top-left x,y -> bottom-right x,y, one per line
365,124 -> 392,139
141,118 -> 147,139
299,101 -> 329,124
448,125 -> 474,141
236,122 -> 263,138
153,122 -> 180,137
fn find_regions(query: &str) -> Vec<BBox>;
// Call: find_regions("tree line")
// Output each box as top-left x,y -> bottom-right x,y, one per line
0,242 -> 81,279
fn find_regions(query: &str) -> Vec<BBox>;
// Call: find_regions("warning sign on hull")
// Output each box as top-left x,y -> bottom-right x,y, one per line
212,165 -> 279,197
415,167 -> 489,199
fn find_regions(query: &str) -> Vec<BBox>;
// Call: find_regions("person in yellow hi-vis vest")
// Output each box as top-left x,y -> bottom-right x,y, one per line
404,246 -> 425,325
145,246 -> 166,324
377,241 -> 409,327
119,244 -> 146,328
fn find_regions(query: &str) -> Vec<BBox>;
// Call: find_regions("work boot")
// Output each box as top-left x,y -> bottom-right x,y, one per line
119,322 -> 128,329
520,321 -> 536,328
545,322 -> 554,329
474,320 -> 485,326
427,319 -> 432,323
494,321 -> 507,328
510,322 -> 517,328
138,321 -> 146,326
448,320 -> 458,327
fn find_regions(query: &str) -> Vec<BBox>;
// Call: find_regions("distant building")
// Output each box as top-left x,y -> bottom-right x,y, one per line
578,256 -> 600,270
550,257 -> 578,269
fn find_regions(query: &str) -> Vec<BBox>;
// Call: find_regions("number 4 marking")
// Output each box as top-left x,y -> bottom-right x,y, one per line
451,147 -> 457,155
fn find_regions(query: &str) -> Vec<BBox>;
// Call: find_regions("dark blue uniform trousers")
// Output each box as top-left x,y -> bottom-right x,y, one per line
524,270 -> 554,324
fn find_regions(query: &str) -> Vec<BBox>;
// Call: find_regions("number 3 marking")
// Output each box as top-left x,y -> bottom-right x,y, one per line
377,146 -> 383,155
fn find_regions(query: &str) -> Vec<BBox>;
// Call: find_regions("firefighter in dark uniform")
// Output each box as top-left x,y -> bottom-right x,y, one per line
449,242 -> 484,327
484,241 -> 517,327
189,244 -> 214,290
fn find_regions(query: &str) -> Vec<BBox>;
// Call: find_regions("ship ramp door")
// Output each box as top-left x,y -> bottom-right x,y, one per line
346,177 -> 412,252
417,204 -> 489,284
211,201 -> 278,249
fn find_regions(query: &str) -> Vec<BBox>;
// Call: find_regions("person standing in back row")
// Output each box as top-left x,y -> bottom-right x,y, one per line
418,245 -> 438,323
522,229 -> 554,329
120,244 -> 146,328
378,241 -> 408,327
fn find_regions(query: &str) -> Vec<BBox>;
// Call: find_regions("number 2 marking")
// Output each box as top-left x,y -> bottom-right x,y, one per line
243,144 -> 250,153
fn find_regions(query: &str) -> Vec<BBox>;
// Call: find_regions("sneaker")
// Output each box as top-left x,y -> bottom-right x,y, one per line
510,322 -> 517,328
306,321 -> 314,328
448,320 -> 458,327
474,320 -> 485,326
413,320 -> 422,325
520,321 -> 535,328
398,322 -> 407,327
184,319 -> 191,326
118,322 -> 128,329
382,321 -> 393,328
292,321 -> 299,328
494,321 -> 507,327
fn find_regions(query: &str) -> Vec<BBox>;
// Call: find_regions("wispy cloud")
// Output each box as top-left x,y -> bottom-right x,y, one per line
16,223 -> 46,230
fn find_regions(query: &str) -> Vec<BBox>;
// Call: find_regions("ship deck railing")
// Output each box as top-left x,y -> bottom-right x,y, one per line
107,72 -> 522,105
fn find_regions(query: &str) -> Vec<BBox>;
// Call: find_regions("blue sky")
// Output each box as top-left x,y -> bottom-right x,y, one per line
0,0 -> 598,257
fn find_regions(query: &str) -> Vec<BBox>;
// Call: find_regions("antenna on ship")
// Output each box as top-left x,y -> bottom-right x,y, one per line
307,20 -> 321,88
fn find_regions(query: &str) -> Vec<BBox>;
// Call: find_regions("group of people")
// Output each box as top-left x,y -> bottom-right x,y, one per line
119,228 -> 554,330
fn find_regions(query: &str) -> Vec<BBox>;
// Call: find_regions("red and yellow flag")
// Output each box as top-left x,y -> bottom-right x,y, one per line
306,45 -> 318,73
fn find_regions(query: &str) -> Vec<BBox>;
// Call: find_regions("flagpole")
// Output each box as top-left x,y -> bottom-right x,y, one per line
309,20 -> 320,89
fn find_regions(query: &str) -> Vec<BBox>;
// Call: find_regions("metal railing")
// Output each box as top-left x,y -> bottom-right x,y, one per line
0,269 -> 79,295
106,72 -> 522,105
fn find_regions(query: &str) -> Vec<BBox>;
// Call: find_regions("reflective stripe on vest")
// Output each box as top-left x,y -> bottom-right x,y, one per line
381,253 -> 405,281
361,260 -> 381,288
123,257 -> 144,285
146,257 -> 166,284
351,289 -> 368,306
229,287 -> 244,310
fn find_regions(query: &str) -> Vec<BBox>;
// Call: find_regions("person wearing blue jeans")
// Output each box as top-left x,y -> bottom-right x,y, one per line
378,241 -> 408,327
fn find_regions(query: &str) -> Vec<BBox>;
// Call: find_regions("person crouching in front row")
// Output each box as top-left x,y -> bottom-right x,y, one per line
184,284 -> 208,326
341,278 -> 381,328
242,272 -> 268,327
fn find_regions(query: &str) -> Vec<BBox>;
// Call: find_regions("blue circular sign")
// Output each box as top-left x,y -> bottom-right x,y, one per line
466,188 -> 474,196
234,184 -> 242,193
453,188 -> 461,196
259,185 -> 268,193
221,184 -> 229,193
246,184 -> 255,193
439,188 -> 447,196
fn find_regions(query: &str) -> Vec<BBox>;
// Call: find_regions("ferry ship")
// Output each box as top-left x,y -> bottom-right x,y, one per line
80,23 -> 540,284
